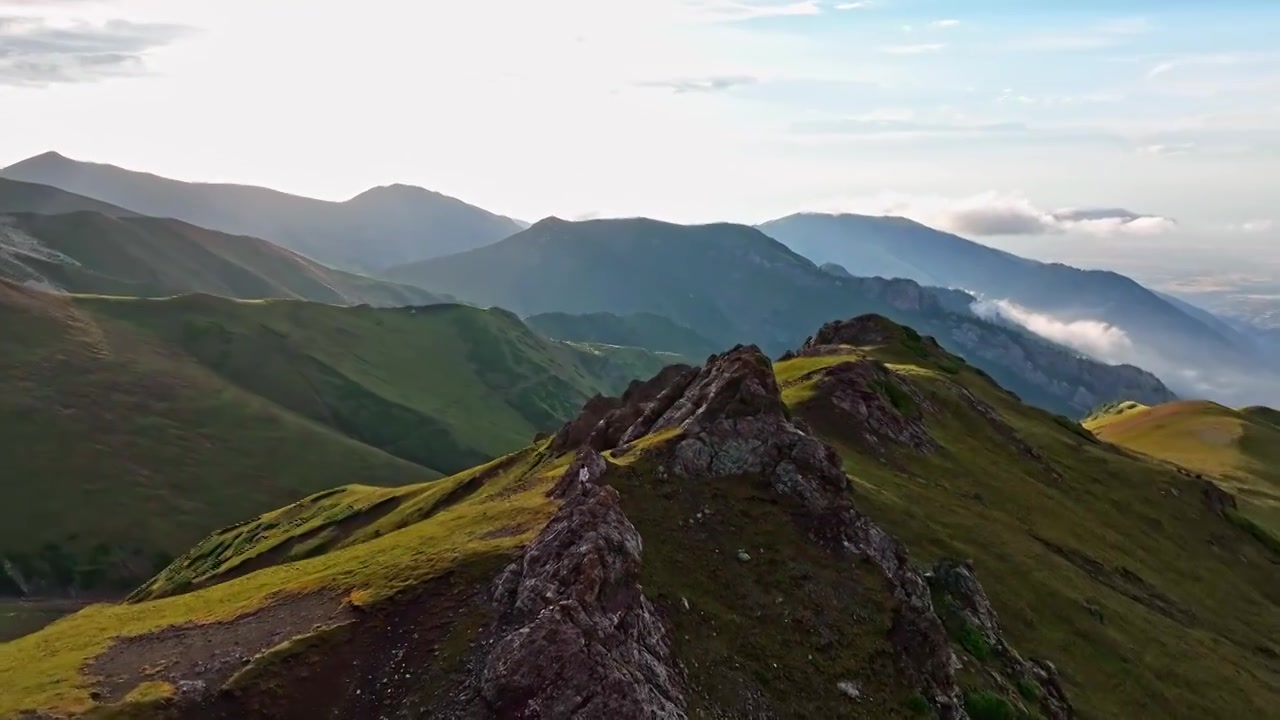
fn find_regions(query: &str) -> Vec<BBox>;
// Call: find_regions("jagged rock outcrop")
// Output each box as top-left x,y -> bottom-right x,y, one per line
549,364 -> 698,455
930,560 -> 1075,719
479,448 -> 688,719
552,344 -> 969,717
538,333 -> 1080,718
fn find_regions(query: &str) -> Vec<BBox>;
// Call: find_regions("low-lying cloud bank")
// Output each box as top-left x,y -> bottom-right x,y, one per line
970,296 -> 1280,408
863,191 -> 1178,238
971,298 -> 1137,364
929,193 -> 1177,237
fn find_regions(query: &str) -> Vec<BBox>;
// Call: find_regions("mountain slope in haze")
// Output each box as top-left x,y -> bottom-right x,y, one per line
525,310 -> 722,360
1086,399 -> 1280,536
0,178 -> 137,217
0,280 -> 431,597
0,210 -> 443,305
3,315 -> 1275,720
88,294 -> 672,474
0,282 -> 668,596
389,216 -> 1176,417
758,213 -> 1256,377
0,152 -> 523,271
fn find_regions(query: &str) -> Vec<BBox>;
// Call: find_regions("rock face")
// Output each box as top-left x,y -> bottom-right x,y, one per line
479,448 -> 688,719
535,331 -> 1074,719
551,344 -> 969,718
930,560 -> 1075,719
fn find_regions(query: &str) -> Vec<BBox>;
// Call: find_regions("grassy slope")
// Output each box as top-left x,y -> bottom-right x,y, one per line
1086,400 -> 1280,534
0,280 -> 429,595
1,211 -> 441,306
1,284 -> 666,595
778,349 -> 1280,720
3,319 -> 1277,719
525,310 -> 722,360
0,450 -> 560,717
84,295 -> 670,474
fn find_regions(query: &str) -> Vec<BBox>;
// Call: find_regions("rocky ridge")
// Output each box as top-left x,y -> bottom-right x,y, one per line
524,325 -> 1074,718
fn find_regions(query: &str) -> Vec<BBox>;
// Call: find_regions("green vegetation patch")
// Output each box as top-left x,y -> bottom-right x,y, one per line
0,449 -> 559,717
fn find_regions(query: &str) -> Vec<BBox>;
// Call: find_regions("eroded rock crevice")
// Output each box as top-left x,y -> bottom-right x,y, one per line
478,449 -> 688,719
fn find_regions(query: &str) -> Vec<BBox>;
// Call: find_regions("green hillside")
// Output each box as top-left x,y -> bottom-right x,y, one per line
0,281 -> 429,597
85,294 -> 670,472
3,314 -> 1275,719
525,310 -> 721,360
1086,399 -> 1280,535
0,211 -> 442,306
0,282 -> 667,597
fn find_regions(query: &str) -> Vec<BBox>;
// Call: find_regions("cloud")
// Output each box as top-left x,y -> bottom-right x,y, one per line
0,15 -> 190,85
1137,142 -> 1195,156
1228,219 -> 1275,234
792,116 -> 1026,139
834,2 -> 872,9
687,0 -> 822,22
880,43 -> 945,55
1147,53 -> 1244,79
931,19 -> 960,28
1011,16 -> 1151,52
858,191 -> 1178,238
972,299 -> 1137,363
639,74 -> 757,93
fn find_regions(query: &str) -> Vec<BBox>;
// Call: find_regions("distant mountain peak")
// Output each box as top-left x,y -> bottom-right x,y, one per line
7,150 -> 73,169
345,183 -> 445,204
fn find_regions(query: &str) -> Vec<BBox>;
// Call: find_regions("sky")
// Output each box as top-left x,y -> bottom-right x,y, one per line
1,0 -> 1278,272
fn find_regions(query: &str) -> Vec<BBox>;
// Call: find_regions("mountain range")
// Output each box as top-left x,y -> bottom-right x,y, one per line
5,150 -> 1262,409
3,313 -> 1274,719
389,216 -> 1176,417
759,213 -> 1263,398
1,150 -> 1278,720
0,152 -> 524,271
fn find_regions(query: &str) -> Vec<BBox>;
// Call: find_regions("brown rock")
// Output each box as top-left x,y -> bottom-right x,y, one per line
480,450 -> 687,719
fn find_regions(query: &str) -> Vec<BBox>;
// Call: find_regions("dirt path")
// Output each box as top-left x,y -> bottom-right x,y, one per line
88,592 -> 353,703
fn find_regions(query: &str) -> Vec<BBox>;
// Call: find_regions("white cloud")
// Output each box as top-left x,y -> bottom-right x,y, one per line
639,74 -> 757,93
834,1 -> 871,8
1229,219 -> 1275,233
0,14 -> 191,85
1137,142 -> 1195,156
1147,53 -> 1243,78
688,0 -> 822,22
846,191 -> 1178,238
931,19 -> 960,28
881,43 -> 945,55
972,299 -> 1137,363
